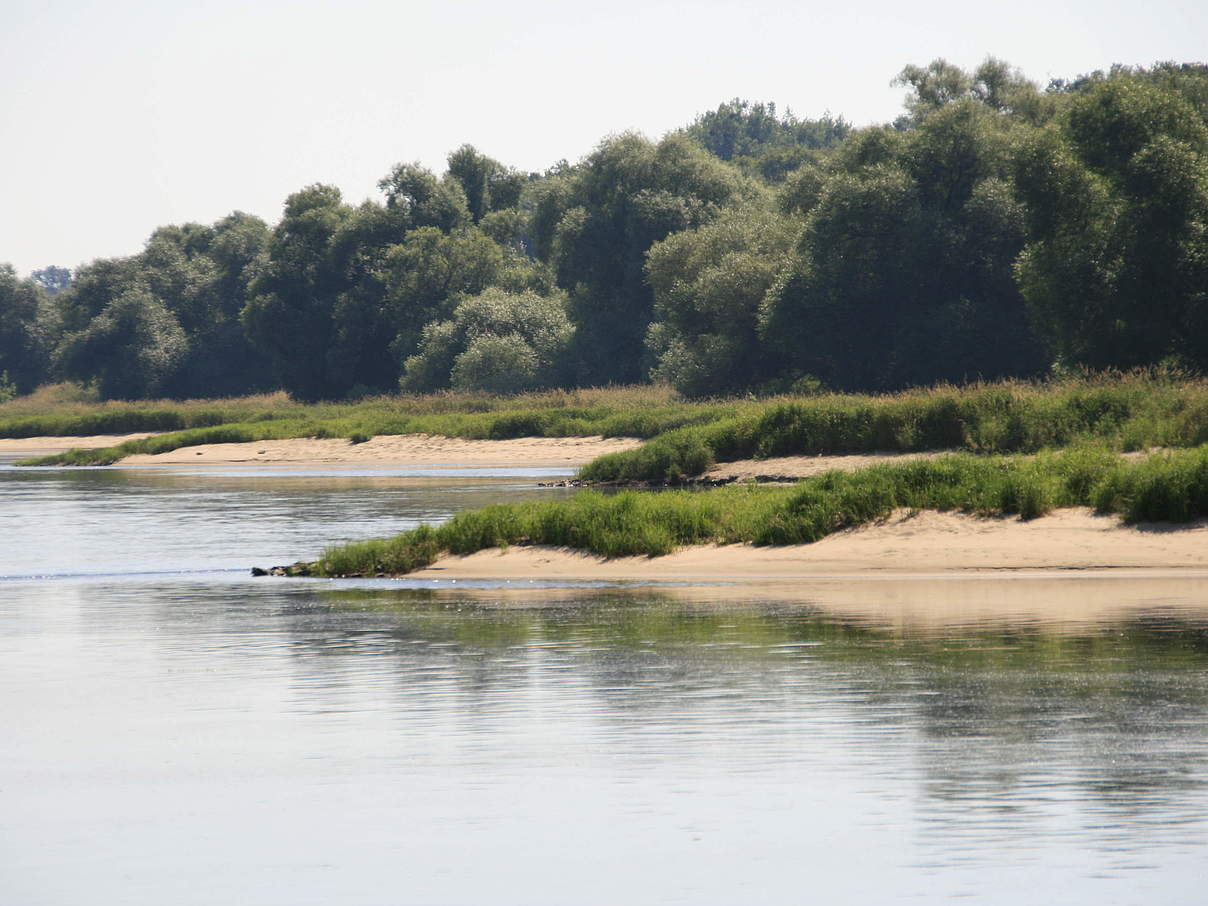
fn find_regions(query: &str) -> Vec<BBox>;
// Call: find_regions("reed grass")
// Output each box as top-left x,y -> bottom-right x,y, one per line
14,372 -> 1208,471
13,389 -> 745,466
311,445 -> 1208,576
579,373 -> 1208,481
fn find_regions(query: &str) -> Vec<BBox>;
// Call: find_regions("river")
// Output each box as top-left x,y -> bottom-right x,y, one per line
3,456 -> 1207,904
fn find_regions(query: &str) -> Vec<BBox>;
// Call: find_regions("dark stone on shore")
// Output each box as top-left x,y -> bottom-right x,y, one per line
251,562 -> 313,577
551,475 -> 746,490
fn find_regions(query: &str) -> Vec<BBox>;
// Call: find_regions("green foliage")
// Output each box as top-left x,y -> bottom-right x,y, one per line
381,226 -> 512,362
894,56 -> 1053,126
683,98 -> 850,181
377,163 -> 471,233
313,446 -> 1208,574
242,184 -> 355,400
446,145 -> 526,223
30,265 -> 71,295
761,96 -> 1047,391
48,211 -> 273,400
579,373 -> 1208,481
26,59 -> 1208,405
56,287 -> 189,399
403,288 -> 574,393
546,132 -> 755,384
0,264 -> 51,394
645,204 -> 797,396
1013,70 -> 1208,372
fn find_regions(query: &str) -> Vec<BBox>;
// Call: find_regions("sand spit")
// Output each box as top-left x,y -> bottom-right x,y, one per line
704,451 -> 949,483
407,508 -> 1208,582
0,433 -> 162,455
116,433 -> 644,467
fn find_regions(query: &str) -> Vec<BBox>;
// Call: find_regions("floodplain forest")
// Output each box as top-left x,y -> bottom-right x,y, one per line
3,58 -> 1208,404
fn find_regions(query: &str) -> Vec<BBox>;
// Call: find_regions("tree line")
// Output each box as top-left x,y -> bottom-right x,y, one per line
3,59 -> 1207,401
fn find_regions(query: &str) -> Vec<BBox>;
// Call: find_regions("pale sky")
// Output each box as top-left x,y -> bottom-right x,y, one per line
3,0 -> 1205,277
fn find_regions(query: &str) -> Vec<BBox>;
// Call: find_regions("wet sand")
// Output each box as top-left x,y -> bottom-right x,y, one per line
0,432 -> 643,467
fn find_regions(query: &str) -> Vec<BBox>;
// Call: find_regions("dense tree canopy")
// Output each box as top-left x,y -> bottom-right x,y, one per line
645,204 -> 797,396
6,58 -> 1206,401
402,288 -> 574,394
544,132 -> 755,384
1013,74 -> 1208,370
759,96 -> 1047,390
46,213 -> 272,399
0,265 -> 51,394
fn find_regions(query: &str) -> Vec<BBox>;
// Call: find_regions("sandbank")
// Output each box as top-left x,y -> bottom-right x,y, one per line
705,448 -> 1157,482
118,433 -> 643,467
0,433 -> 161,455
705,451 -> 948,482
409,508 -> 1208,582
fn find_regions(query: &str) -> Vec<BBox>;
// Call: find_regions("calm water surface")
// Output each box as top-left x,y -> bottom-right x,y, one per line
3,456 -> 1208,904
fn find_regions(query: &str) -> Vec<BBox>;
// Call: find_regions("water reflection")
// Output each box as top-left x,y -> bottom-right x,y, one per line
282,585 -> 1208,873
0,463 -> 575,577
4,457 -> 1208,902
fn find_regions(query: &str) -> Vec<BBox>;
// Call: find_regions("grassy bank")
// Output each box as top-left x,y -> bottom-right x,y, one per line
11,385 -> 743,466
307,445 -> 1208,576
580,373 -> 1208,482
13,372 -> 1208,470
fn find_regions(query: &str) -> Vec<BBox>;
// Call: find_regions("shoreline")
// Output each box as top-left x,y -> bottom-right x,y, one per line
0,433 -> 162,455
1,433 -> 644,467
118,434 -> 644,467
402,508 -> 1208,581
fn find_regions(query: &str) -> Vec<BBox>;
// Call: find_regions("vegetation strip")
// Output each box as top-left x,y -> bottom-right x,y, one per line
300,446 -> 1208,577
14,373 -> 1208,469
582,374 -> 1208,481
9,387 -> 737,466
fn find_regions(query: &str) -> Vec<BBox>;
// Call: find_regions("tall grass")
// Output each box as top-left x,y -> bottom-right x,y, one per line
14,389 -> 747,466
0,384 -> 702,438
310,445 -> 1208,576
580,373 -> 1208,481
14,372 -> 1208,470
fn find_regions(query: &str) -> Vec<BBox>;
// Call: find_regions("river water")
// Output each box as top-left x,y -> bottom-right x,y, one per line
3,456 -> 1208,904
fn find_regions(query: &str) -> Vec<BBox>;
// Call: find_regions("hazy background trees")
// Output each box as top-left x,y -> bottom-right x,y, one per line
1014,72 -> 1208,370
5,58 -> 1205,401
0,265 -> 52,396
402,288 -> 574,394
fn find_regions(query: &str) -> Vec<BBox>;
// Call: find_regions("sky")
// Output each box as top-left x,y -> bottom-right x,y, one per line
2,0 -> 1206,277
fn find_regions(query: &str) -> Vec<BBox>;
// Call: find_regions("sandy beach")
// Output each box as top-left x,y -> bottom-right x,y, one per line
408,508 -> 1208,581
0,433 -> 162,455
0,432 -> 644,467
116,434 -> 644,466
704,451 -> 948,482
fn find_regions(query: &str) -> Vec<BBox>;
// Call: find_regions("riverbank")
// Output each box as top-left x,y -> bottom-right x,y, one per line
114,434 -> 643,466
0,433 -> 162,455
15,373 -> 1208,470
405,508 -> 1208,581
303,447 -> 1208,578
